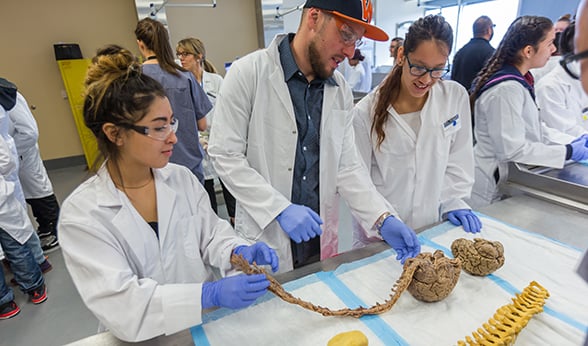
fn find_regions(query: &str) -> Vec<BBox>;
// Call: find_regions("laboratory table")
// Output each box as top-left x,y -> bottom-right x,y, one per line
67,194 -> 588,345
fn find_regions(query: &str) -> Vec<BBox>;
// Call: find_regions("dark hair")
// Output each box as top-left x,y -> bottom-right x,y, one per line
371,15 -> 453,149
391,37 -> 404,43
83,45 -> 166,171
473,16 -> 493,37
134,18 -> 185,76
559,21 -> 575,55
470,16 -> 553,108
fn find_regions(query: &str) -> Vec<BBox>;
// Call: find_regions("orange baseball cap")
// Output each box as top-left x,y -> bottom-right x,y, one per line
303,0 -> 389,41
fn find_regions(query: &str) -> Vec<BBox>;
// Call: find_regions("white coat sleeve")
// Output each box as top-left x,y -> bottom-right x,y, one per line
536,81 -> 587,137
8,93 -> 39,154
0,136 -> 16,204
208,62 -> 290,229
59,217 -> 191,342
338,90 -> 395,237
481,84 -> 566,168
439,88 -> 475,215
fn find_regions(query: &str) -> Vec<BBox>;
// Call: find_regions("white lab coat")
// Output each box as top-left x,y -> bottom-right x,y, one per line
201,71 -> 223,180
58,163 -> 248,342
0,106 -> 35,244
536,64 -> 588,137
470,80 -> 574,208
208,34 -> 393,273
7,92 -> 53,199
353,81 -> 474,239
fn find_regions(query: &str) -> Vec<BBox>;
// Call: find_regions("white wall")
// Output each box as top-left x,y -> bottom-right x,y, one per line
374,0 -> 424,67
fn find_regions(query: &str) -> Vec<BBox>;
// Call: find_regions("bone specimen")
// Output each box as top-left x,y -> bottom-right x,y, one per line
451,238 -> 505,276
457,281 -> 549,346
231,249 -> 460,317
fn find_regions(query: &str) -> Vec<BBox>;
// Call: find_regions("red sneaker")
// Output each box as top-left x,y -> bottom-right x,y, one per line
0,301 -> 20,319
29,284 -> 48,304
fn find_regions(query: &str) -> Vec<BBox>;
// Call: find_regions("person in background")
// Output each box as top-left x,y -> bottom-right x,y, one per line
469,16 -> 588,208
389,37 -> 404,66
571,3 -> 588,345
531,14 -> 571,82
176,37 -> 236,225
0,87 -> 48,320
352,15 -> 481,249
452,16 -> 495,93
537,22 -> 588,136
58,46 -> 278,342
0,80 -> 51,274
135,18 -> 212,184
337,48 -> 370,93
555,13 -> 572,33
208,0 -> 420,273
6,88 -> 60,253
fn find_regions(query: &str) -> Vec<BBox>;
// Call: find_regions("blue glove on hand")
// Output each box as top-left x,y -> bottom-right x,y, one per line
447,209 -> 482,233
234,242 -> 279,272
379,216 -> 421,264
276,204 -> 323,243
570,135 -> 588,161
201,274 -> 269,310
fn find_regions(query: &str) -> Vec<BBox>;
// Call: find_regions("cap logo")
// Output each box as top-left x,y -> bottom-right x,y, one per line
361,0 -> 373,23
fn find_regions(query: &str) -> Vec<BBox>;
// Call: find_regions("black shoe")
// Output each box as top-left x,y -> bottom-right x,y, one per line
41,235 -> 60,253
0,301 -> 20,319
29,284 -> 47,305
37,229 -> 52,238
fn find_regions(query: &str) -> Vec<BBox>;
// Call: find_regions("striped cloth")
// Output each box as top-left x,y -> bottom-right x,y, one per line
191,214 -> 588,346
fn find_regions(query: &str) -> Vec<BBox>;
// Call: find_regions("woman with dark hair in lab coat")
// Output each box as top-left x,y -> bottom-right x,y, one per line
58,46 -> 278,342
469,16 -> 588,208
352,15 -> 481,249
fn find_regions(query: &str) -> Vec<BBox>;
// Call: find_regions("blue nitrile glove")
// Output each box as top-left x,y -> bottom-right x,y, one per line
569,135 -> 588,161
276,204 -> 323,243
379,216 -> 421,264
201,274 -> 270,310
234,242 -> 279,273
447,209 -> 482,233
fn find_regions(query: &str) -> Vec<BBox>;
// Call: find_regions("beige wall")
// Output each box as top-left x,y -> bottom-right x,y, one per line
0,0 -> 261,161
166,0 -> 262,77
0,0 -> 139,160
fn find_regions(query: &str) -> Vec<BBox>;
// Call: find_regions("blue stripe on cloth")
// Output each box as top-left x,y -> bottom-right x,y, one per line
421,235 -> 588,332
471,212 -> 582,252
190,325 -> 211,346
191,271 -> 326,341
316,271 -> 409,346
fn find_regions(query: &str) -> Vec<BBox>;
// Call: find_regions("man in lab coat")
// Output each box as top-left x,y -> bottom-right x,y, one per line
209,0 -> 420,273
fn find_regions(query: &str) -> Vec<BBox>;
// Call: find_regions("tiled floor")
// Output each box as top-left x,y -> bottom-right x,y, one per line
0,164 -> 354,345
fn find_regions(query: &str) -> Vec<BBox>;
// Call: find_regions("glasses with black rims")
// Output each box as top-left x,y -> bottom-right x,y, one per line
122,118 -> 179,141
405,55 -> 449,79
176,51 -> 192,59
560,50 -> 588,80
329,13 -> 364,48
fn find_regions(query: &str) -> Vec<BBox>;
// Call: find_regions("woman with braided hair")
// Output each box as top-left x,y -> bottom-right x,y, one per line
58,45 -> 278,342
469,16 -> 588,208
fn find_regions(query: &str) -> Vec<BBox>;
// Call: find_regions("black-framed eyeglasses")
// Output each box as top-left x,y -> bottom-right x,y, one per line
121,118 -> 179,141
405,55 -> 449,79
176,51 -> 193,59
560,49 -> 588,80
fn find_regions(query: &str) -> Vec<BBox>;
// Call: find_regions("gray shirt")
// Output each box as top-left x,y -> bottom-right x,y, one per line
142,64 -> 212,183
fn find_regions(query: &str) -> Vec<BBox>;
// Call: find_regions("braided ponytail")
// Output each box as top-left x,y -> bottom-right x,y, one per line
470,16 -> 553,109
